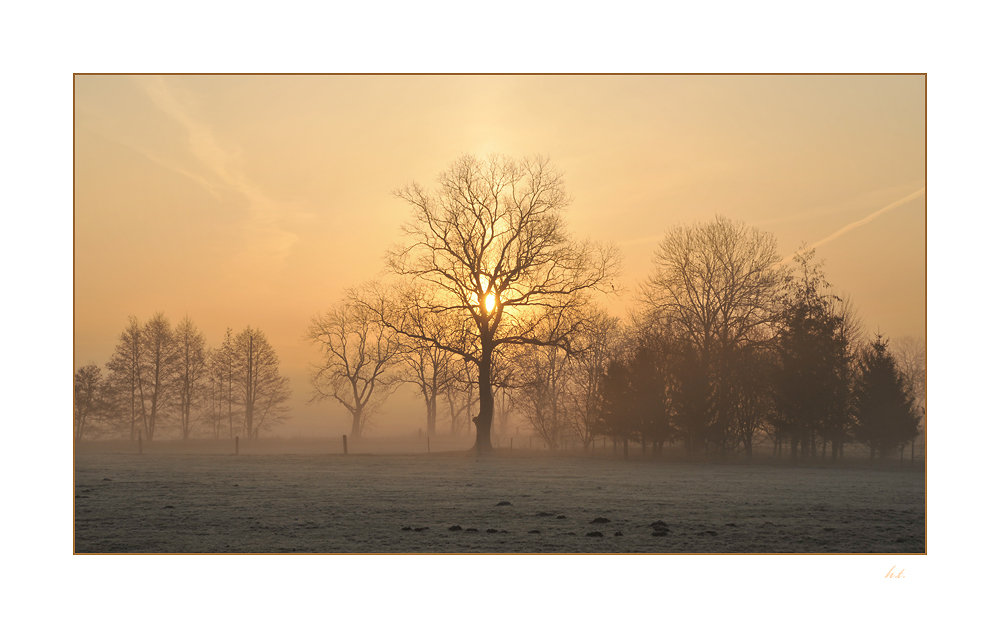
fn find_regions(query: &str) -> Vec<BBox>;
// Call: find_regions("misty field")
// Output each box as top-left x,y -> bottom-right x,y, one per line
74,441 -> 924,553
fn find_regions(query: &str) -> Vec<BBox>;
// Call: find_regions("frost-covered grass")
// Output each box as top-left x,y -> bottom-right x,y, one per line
74,444 -> 925,553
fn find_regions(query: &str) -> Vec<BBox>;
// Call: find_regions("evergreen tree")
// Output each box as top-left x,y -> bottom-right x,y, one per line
772,249 -> 854,460
853,334 -> 921,458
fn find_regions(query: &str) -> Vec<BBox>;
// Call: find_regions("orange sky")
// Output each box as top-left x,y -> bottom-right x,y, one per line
74,75 -> 925,436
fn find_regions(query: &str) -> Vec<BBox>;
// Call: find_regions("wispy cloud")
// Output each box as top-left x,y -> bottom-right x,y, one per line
137,76 -> 299,275
781,187 -> 925,264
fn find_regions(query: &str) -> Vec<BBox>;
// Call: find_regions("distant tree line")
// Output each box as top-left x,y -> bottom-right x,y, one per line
74,314 -> 290,441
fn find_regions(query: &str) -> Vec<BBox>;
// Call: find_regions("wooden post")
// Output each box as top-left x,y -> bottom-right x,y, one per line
342,435 -> 348,455
911,439 -> 915,466
138,434 -> 142,455
235,436 -> 239,456
529,436 -> 532,449
427,436 -> 430,453
510,437 -> 513,452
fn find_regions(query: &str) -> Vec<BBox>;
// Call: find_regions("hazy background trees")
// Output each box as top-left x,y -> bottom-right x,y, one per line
892,335 -> 926,428
596,322 -> 679,457
566,310 -> 620,452
729,343 -> 775,460
511,340 -> 573,450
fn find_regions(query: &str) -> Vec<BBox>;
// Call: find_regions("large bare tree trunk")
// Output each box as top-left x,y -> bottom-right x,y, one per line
426,397 -> 436,437
472,344 -> 494,453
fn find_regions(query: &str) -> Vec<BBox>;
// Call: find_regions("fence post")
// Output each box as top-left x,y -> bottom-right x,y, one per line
138,434 -> 142,455
343,435 -> 348,455
427,436 -> 430,453
235,436 -> 239,456
510,437 -> 513,453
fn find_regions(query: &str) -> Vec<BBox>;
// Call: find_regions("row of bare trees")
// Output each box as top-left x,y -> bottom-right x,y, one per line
301,154 -> 923,460
74,314 -> 290,441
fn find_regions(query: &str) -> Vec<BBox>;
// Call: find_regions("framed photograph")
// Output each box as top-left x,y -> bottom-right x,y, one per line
74,74 -> 925,555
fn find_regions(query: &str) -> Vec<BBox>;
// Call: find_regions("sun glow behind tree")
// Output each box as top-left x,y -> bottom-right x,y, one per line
358,153 -> 620,452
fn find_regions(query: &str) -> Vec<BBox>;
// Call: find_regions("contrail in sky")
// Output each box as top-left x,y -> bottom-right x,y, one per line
782,187 -> 925,264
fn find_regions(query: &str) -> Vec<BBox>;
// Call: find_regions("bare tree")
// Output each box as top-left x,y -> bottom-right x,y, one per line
204,329 -> 244,439
174,316 -> 207,440
105,316 -> 144,440
204,346 -> 227,438
234,327 -> 291,438
360,154 -> 619,453
305,298 -> 402,437
74,364 -> 103,441
139,312 -> 178,440
215,328 -> 238,438
641,215 -> 785,454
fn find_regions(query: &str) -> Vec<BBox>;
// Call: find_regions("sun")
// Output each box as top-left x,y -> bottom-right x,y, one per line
484,292 -> 496,313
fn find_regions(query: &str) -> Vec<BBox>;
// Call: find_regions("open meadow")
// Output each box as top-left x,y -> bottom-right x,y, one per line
74,439 -> 925,553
